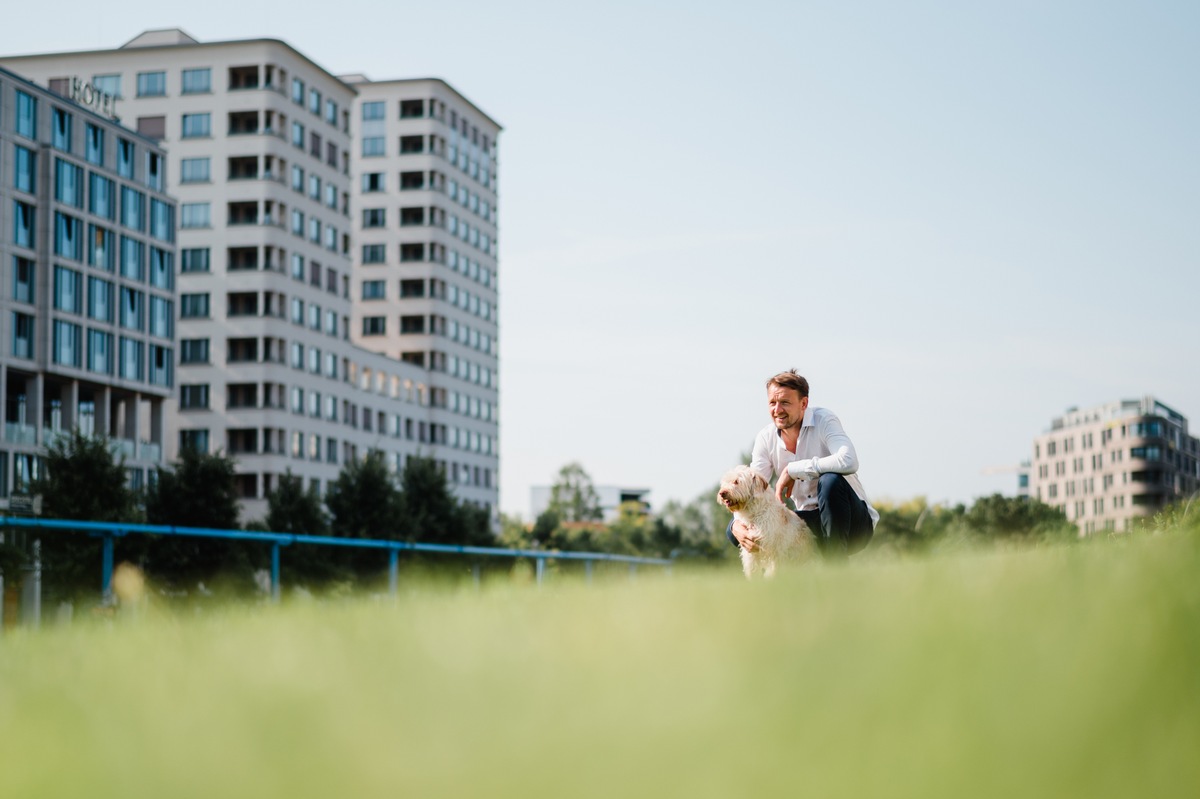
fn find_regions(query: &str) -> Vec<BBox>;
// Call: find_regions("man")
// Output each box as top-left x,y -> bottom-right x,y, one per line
728,370 -> 877,557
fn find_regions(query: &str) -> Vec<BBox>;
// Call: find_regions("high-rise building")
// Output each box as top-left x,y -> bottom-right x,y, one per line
1,31 -> 500,521
341,76 -> 500,509
1029,397 -> 1200,533
1,65 -> 177,502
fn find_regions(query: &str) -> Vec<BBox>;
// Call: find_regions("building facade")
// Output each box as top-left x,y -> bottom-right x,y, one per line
1,65 -> 176,503
1029,397 -> 1200,534
341,76 -> 500,509
1,32 -> 500,521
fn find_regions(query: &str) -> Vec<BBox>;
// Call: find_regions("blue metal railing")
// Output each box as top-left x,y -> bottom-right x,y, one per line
1,516 -> 673,601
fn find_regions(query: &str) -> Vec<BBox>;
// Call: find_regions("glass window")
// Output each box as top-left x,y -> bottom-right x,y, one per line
136,71 -> 166,97
362,101 -> 384,121
362,136 -> 385,157
87,173 -> 115,220
146,152 -> 164,191
291,164 -> 304,191
55,159 -> 84,207
119,337 -> 144,381
53,320 -> 82,367
180,293 -> 210,318
120,287 -> 144,331
325,98 -> 337,125
54,265 -> 83,313
150,297 -> 173,338
180,384 -> 209,409
362,280 -> 386,300
86,124 -> 105,165
291,121 -> 305,147
88,329 -> 114,374
362,244 -> 386,264
309,88 -> 321,115
150,199 -> 174,242
181,248 -> 210,273
92,74 -> 122,98
362,172 -> 384,192
16,91 -> 37,139
292,77 -> 304,104
150,248 -> 173,289
181,68 -> 211,94
181,113 -> 211,138
117,139 -> 135,178
121,186 -> 145,231
120,236 -> 145,281
180,203 -> 210,228
12,312 -> 35,359
180,339 -> 210,364
362,317 -> 386,336
52,108 -> 73,151
88,276 -> 113,322
13,256 -> 35,304
180,429 -> 209,453
54,212 -> 84,261
14,146 -> 36,194
180,157 -> 210,183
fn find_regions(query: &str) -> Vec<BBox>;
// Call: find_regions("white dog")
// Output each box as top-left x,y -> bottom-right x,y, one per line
717,465 -> 816,578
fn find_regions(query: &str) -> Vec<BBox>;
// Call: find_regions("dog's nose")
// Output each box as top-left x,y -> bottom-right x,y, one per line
718,490 -> 729,500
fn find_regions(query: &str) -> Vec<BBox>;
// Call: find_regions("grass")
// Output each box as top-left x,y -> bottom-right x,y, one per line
1,529 -> 1198,798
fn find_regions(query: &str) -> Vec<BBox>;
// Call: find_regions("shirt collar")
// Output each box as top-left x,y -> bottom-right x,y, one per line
773,406 -> 816,443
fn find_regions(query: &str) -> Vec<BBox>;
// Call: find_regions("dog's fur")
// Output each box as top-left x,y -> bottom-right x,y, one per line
718,465 -> 816,578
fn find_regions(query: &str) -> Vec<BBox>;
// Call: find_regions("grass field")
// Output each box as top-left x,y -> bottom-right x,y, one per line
1,529 -> 1198,798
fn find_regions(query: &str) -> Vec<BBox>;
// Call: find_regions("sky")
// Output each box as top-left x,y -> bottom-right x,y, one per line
4,1 -> 1197,519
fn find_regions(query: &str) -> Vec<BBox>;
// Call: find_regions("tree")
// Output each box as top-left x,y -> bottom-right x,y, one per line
964,494 -> 1076,542
30,430 -> 140,597
326,450 -> 403,539
143,447 -> 248,589
547,462 -> 603,523
398,455 -> 493,546
262,470 -> 344,585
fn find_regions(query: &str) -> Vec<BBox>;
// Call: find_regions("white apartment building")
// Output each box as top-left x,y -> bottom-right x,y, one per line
1029,397 -> 1200,534
340,77 -> 500,509
1,32 -> 500,522
1,65 -> 176,502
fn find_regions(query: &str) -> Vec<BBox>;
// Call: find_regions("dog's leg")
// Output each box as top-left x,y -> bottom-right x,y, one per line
740,549 -> 754,579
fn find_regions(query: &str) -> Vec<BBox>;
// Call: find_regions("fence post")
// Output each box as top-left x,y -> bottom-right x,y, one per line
584,560 -> 593,583
270,543 -> 281,602
389,549 -> 399,596
101,533 -> 114,604
535,556 -> 545,585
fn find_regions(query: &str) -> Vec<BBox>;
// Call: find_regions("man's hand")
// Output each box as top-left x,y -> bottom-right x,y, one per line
731,519 -> 761,553
776,470 -> 796,504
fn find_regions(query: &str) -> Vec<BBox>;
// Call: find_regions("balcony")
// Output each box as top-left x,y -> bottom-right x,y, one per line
5,423 -> 37,445
138,441 -> 162,462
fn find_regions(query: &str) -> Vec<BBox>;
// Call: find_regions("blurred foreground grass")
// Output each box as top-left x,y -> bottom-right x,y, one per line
1,530 -> 1198,799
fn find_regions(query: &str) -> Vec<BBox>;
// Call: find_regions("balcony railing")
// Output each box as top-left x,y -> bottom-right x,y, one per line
4,423 -> 37,445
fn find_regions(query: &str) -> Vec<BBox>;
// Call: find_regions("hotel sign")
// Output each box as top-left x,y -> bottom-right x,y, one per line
69,77 -> 119,121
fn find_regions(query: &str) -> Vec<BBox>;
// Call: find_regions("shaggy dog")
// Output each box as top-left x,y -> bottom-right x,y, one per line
717,465 -> 816,578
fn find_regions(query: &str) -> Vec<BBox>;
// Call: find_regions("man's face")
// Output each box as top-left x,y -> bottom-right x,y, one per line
767,384 -> 808,431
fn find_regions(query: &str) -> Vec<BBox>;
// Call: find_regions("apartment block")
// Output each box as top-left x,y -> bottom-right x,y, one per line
341,76 -> 500,509
1,65 -> 177,502
1,32 -> 499,521
1029,397 -> 1200,534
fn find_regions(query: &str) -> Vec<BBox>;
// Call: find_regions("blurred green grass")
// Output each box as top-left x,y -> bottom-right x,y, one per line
1,530 -> 1198,799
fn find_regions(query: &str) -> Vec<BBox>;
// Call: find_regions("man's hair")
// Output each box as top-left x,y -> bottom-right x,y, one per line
766,369 -> 809,398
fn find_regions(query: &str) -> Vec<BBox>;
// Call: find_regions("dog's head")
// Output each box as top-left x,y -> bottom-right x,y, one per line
717,465 -> 768,511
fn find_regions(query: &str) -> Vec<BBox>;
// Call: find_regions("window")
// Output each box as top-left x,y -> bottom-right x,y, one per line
121,186 -> 145,231
291,210 -> 305,236
12,312 -> 35,359
362,280 -> 386,300
292,78 -> 305,104
181,113 -> 211,138
54,212 -> 83,261
310,131 -> 322,158
16,91 -> 37,139
150,200 -> 174,242
136,116 -> 166,140
137,71 -> 166,97
52,108 -> 73,151
92,74 -> 121,98
400,279 -> 425,298
362,172 -> 384,192
150,248 -> 173,289
181,203 -> 211,228
120,287 -> 144,331
362,101 -> 385,121
180,338 -> 210,364
292,121 -> 305,148
86,124 -> 105,165
362,316 -> 386,336
309,218 -> 321,243
181,68 -> 211,94
150,297 -> 173,338
180,429 -> 209,453
52,321 -> 83,367
14,146 -> 35,194
88,329 -> 113,374
90,173 -> 115,219
54,266 -> 83,313
88,277 -> 113,322
309,173 -> 321,199
181,248 -> 210,272
362,244 -> 386,264
55,159 -> 84,207
13,256 -> 35,304
363,208 -> 386,228
117,139 -> 135,178
362,137 -> 385,157
325,99 -> 337,125
400,135 -> 424,154
173,158 -> 208,187
180,384 -> 209,409
120,236 -> 144,280
401,315 -> 425,334
149,345 -> 172,387
119,337 -> 144,381
291,253 -> 305,280
309,88 -> 321,114
180,293 -> 210,319
146,152 -> 164,191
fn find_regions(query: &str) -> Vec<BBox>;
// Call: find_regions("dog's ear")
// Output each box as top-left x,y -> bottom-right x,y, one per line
753,472 -> 768,492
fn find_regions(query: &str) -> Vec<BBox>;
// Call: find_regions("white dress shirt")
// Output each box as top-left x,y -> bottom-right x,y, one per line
749,406 -> 879,528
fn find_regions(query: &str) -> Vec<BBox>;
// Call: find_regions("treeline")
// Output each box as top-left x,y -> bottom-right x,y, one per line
4,431 -> 491,600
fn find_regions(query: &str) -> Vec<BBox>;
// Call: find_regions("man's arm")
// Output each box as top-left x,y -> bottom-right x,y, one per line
785,411 -> 859,481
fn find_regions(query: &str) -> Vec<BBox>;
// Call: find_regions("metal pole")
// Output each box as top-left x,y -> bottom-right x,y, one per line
270,543 -> 280,602
472,562 -> 481,589
584,560 -> 593,583
101,534 -> 114,604
535,556 -> 545,585
388,549 -> 399,596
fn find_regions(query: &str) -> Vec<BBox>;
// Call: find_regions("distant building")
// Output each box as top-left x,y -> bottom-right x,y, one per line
1029,397 -> 1200,534
530,485 -> 651,523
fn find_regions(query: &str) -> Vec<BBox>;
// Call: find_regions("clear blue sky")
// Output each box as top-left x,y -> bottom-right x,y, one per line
6,1 -> 1197,518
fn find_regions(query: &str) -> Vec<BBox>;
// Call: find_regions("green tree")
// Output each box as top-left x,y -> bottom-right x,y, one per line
326,450 -> 403,539
143,447 -> 248,589
964,494 -> 1075,542
263,470 -> 344,585
30,430 -> 140,597
547,462 -> 603,523
398,455 -> 493,546
660,484 -> 738,562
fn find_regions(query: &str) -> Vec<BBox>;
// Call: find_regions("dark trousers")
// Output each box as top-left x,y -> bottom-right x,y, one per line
727,473 -> 873,557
